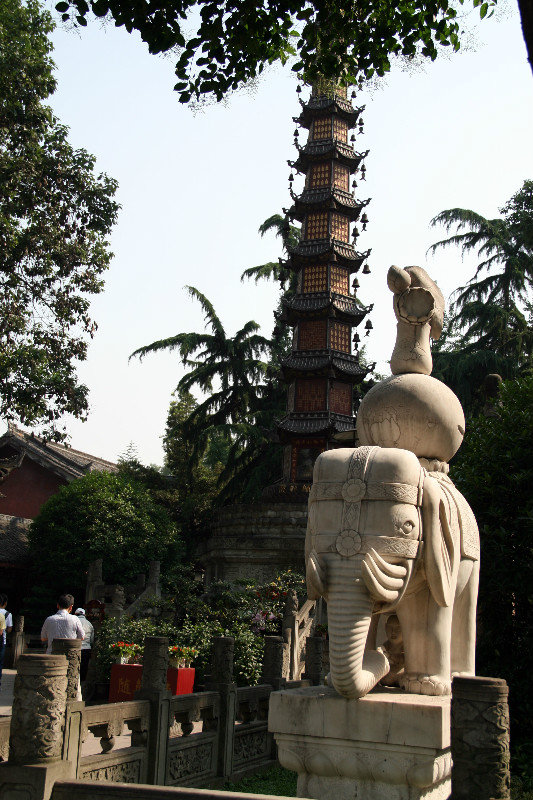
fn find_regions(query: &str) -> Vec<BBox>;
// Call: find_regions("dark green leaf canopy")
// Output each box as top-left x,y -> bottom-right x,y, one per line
0,0 -> 119,437
52,0 -> 501,102
429,180 -> 533,410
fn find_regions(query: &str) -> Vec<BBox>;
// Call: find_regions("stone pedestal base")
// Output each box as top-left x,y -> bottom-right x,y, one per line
0,760 -> 75,800
268,686 -> 451,800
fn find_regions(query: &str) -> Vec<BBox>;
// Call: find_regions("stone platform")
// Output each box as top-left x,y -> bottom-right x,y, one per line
197,502 -> 307,584
268,686 -> 451,800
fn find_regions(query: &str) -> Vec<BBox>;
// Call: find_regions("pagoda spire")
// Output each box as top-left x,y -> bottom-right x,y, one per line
275,78 -> 374,489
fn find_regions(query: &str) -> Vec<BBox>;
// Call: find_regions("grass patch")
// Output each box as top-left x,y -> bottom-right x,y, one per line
225,766 -> 297,796
226,765 -> 533,799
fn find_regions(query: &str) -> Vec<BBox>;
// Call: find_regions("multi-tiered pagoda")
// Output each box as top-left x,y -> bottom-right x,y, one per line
276,80 -> 374,487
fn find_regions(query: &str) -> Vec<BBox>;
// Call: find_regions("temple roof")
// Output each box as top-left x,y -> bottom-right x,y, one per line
287,241 -> 371,271
0,423 -> 118,483
289,188 -> 369,222
277,411 -> 356,439
295,98 -> 364,128
0,514 -> 30,564
281,293 -> 371,325
281,350 -> 369,381
291,142 -> 368,173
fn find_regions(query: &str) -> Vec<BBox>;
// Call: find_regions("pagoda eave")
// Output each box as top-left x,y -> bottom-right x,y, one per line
292,143 -> 368,173
280,350 -> 369,381
289,189 -> 368,222
287,241 -> 371,271
277,412 -> 356,440
281,293 -> 370,325
295,99 -> 364,128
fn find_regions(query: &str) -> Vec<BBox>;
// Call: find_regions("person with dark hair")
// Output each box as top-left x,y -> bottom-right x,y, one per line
41,593 -> 84,654
0,593 -> 12,690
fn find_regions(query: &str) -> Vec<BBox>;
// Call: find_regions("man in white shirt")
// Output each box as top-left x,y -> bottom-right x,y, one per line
41,594 -> 85,654
0,593 -> 13,690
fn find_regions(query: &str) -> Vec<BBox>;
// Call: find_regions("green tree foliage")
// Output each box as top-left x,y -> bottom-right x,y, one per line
428,180 -> 533,411
163,388 -> 230,547
0,0 -> 119,437
28,471 -> 182,607
451,378 -> 533,765
131,287 -> 279,502
53,0 -> 502,103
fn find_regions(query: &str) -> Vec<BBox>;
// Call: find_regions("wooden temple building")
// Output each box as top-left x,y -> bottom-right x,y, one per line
199,80 -> 374,583
0,423 -> 117,609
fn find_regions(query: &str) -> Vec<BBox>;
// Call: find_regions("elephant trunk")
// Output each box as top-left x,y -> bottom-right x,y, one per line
327,557 -> 389,699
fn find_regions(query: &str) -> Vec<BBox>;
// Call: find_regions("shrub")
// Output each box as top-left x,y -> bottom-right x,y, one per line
452,377 -> 533,768
27,471 -> 183,624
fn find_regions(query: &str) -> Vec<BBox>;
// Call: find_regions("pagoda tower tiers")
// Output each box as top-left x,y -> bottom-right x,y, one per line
277,80 -> 374,487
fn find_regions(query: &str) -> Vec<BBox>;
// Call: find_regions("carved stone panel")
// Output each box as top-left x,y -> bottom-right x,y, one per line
167,741 -> 214,784
80,759 -> 142,783
233,727 -> 271,765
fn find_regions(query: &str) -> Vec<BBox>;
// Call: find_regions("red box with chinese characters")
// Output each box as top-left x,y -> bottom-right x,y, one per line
109,665 -> 195,702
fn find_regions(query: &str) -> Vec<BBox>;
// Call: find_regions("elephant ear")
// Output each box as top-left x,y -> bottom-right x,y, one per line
422,475 -> 455,607
306,549 -> 326,600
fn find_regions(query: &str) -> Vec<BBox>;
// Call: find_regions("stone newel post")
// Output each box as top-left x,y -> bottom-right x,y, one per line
135,636 -> 171,785
207,637 -> 236,779
451,676 -> 510,800
140,635 -> 169,693
51,639 -> 83,701
262,636 -> 289,690
9,654 -> 68,765
304,636 -> 324,685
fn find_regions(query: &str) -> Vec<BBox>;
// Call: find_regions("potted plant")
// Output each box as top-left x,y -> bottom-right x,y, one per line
110,641 -> 143,664
168,645 -> 198,669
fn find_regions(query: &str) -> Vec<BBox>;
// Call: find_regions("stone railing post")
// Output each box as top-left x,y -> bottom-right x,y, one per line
51,639 -> 83,701
207,636 -> 236,780
303,636 -> 324,685
134,636 -> 171,785
0,654 -> 75,800
451,676 -> 510,800
261,636 -> 289,690
51,639 -> 85,774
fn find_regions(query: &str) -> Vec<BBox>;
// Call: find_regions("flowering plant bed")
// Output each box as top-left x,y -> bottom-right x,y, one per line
109,664 -> 195,702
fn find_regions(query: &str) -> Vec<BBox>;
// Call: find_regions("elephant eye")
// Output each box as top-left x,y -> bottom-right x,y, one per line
401,520 -> 415,534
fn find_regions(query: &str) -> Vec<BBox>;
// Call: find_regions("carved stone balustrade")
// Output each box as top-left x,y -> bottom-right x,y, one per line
52,639 -> 83,701
170,691 -> 220,738
9,654 -> 68,765
81,700 -> 150,755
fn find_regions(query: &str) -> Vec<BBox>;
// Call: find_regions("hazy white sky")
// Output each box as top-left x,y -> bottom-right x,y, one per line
6,2 -> 533,465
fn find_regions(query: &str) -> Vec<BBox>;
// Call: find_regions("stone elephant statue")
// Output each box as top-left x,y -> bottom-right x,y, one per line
305,445 -> 479,699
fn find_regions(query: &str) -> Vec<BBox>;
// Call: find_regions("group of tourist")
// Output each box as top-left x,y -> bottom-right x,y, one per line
0,592 -> 95,694
41,593 -> 95,680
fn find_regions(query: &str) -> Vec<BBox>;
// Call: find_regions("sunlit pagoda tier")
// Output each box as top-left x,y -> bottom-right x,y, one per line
273,80 -> 375,489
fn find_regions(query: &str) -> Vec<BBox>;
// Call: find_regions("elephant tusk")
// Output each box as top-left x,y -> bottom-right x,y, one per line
306,549 -> 326,599
367,548 -> 407,579
364,552 -> 405,590
361,557 -> 400,603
